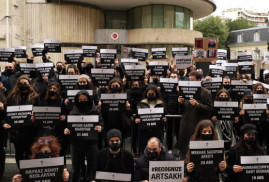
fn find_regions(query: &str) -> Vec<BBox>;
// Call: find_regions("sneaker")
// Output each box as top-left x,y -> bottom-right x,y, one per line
168,150 -> 173,154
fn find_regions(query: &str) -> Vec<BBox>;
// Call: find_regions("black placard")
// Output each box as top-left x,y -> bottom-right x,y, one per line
209,65 -> 225,77
95,171 -> 132,182
100,49 -> 117,68
202,77 -> 223,98
33,107 -> 61,127
19,63 -> 37,78
101,94 -> 127,112
6,105 -> 33,127
91,69 -> 114,86
132,48 -> 148,61
59,75 -> 80,91
178,81 -> 201,100
36,63 -> 54,76
12,46 -> 27,58
160,78 -> 178,93
214,101 -> 238,120
20,157 -> 64,182
253,94 -> 269,104
238,62 -> 254,74
0,48 -> 15,62
138,108 -> 164,130
124,65 -> 145,81
172,47 -> 188,58
82,46 -> 97,57
64,50 -> 83,64
68,115 -> 99,140
217,49 -> 227,60
223,63 -> 238,78
149,61 -> 169,76
243,104 -> 267,124
231,80 -> 253,101
152,48 -> 166,60
31,45 -> 44,57
121,58 -> 138,67
241,156 -> 269,181
237,52 -> 252,62
44,40 -> 61,53
175,55 -> 193,70
195,62 -> 211,77
190,140 -> 224,171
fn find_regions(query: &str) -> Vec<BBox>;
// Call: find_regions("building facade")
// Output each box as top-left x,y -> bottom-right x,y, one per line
222,8 -> 269,27
0,0 -> 216,61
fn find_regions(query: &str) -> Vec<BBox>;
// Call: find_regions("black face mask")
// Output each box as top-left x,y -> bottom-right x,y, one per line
6,69 -> 14,75
132,87 -> 139,90
111,86 -> 120,93
201,134 -> 213,141
78,101 -> 92,112
244,137 -> 256,146
19,84 -> 30,92
36,152 -> 51,159
219,97 -> 229,101
109,143 -> 121,152
56,66 -> 63,72
256,90 -> 264,94
245,99 -> 253,104
78,84 -> 89,90
153,78 -> 159,84
147,151 -> 159,161
223,84 -> 231,90
49,91 -> 57,97
147,94 -> 156,101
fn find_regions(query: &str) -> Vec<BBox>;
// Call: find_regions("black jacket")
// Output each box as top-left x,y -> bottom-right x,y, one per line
134,146 -> 176,181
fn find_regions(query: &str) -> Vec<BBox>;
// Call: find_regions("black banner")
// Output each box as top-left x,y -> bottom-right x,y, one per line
241,156 -> 269,181
237,52 -> 252,62
178,81 -> 201,100
64,50 -> 83,64
152,48 -> 166,60
91,69 -> 114,86
20,157 -> 64,182
101,94 -> 127,112
31,45 -> 44,57
33,107 -> 61,127
12,46 -> 27,58
68,115 -> 99,140
243,104 -> 267,124
138,108 -> 164,130
132,48 -> 148,61
59,75 -> 80,91
202,77 -> 223,98
209,65 -> 224,78
238,62 -> 254,74
44,40 -> 61,53
82,46 -> 97,57
100,49 -> 117,68
0,48 -> 15,62
172,47 -> 188,58
149,61 -> 169,76
190,140 -> 224,171
217,49 -> 227,60
160,78 -> 178,93
6,105 -> 33,127
124,65 -> 145,81
214,101 -> 238,120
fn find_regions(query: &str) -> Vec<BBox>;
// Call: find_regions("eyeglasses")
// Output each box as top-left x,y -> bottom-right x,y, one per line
38,139 -> 51,144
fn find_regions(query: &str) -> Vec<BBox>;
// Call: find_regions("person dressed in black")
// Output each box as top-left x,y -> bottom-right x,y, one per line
96,129 -> 134,178
134,137 -> 176,182
2,75 -> 40,167
64,90 -> 103,182
226,124 -> 265,181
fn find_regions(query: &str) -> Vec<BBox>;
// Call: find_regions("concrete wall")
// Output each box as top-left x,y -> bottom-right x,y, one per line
95,29 -> 128,44
128,28 -> 202,46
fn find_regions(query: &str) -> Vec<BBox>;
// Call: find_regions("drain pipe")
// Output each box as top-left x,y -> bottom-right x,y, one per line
6,0 -> 10,48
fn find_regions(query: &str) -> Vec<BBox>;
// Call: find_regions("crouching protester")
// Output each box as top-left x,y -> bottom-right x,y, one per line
134,137 -> 176,182
96,129 -> 134,181
12,136 -> 69,182
184,120 -> 227,182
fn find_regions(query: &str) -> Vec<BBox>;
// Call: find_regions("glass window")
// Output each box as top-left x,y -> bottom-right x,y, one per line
142,6 -> 152,28
127,9 -> 134,29
254,32 -> 260,42
164,5 -> 174,28
175,7 -> 184,28
133,7 -> 142,29
184,8 -> 190,29
152,5 -> 164,28
105,11 -> 127,29
237,34 -> 243,43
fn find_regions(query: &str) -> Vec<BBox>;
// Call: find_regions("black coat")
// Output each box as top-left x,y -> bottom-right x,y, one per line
134,146 -> 176,181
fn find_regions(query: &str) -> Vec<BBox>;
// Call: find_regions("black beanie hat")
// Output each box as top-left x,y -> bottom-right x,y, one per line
107,129 -> 122,142
240,124 -> 257,136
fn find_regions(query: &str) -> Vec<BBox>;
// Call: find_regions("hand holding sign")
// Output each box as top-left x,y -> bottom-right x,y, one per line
190,98 -> 199,107
2,123 -> 11,129
233,165 -> 243,173
12,174 -> 22,182
219,161 -> 227,172
187,162 -> 195,172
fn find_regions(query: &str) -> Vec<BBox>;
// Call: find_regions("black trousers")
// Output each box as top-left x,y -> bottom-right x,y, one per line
0,144 -> 5,177
71,142 -> 97,182
13,141 -> 32,168
166,117 -> 179,150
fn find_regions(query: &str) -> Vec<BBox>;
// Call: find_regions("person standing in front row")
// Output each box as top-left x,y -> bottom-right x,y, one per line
178,71 -> 212,159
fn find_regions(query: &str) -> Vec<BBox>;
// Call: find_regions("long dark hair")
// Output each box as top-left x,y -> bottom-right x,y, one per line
141,84 -> 164,101
45,82 -> 61,100
234,135 -> 265,156
108,78 -> 124,93
215,89 -> 231,101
